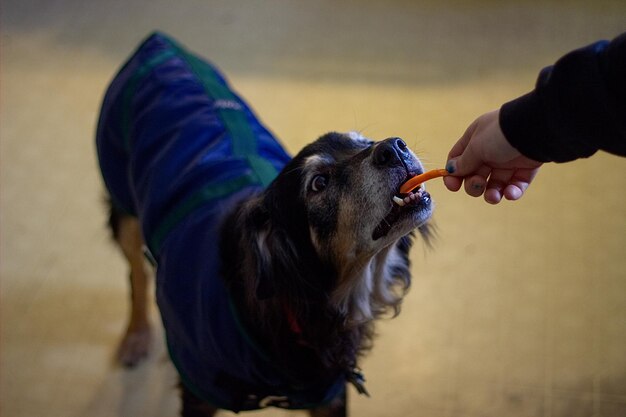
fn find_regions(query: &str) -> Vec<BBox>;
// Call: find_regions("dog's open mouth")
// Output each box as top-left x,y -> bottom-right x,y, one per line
372,184 -> 431,241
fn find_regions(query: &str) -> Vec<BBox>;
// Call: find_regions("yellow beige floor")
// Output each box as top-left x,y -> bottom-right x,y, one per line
2,1 -> 626,416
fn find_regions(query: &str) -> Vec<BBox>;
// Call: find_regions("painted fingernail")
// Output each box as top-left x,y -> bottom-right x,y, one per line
472,183 -> 484,191
445,160 -> 456,174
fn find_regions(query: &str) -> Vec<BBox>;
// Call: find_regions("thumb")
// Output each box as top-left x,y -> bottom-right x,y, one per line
446,146 -> 483,177
445,116 -> 484,177
443,148 -> 485,193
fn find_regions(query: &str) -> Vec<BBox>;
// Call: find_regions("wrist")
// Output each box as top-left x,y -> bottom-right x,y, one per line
499,92 -> 552,162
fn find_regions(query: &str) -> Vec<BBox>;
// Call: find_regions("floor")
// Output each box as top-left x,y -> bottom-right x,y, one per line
2,1 -> 626,416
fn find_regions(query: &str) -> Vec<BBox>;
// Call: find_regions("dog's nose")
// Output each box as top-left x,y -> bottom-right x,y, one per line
373,137 -> 410,168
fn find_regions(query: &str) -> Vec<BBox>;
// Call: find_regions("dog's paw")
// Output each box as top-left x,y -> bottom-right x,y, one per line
116,324 -> 153,368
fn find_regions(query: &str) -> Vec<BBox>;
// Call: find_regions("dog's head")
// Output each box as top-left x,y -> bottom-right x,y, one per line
293,132 -> 431,251
227,132 -> 433,324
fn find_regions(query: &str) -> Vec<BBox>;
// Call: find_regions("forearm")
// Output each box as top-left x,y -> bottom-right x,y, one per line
499,32 -> 626,162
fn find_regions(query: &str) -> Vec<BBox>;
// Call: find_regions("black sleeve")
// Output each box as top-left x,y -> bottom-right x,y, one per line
499,32 -> 626,163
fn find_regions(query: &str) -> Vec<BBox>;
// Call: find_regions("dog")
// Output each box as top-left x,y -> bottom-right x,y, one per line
97,32 -> 433,417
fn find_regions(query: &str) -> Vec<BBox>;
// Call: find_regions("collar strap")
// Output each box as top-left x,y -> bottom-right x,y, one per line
282,300 -> 303,335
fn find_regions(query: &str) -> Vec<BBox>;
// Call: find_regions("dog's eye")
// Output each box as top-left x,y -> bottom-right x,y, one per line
310,175 -> 328,192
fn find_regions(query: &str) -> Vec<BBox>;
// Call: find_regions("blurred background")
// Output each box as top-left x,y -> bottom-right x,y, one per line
2,1 -> 625,416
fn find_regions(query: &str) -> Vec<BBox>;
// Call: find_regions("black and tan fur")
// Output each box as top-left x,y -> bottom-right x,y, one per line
108,132 -> 433,416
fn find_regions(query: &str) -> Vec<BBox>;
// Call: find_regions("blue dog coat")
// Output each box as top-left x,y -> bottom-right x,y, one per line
96,32 -> 345,412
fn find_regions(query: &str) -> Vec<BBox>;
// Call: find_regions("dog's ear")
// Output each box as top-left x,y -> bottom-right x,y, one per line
252,225 -> 302,300
246,199 -> 329,301
251,223 -> 276,300
237,202 -> 274,300
240,202 -> 302,300
254,246 -> 275,299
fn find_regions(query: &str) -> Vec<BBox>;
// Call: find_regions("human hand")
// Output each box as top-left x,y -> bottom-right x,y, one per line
444,109 -> 543,204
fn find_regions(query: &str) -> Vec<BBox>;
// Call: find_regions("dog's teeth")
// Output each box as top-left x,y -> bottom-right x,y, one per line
393,196 -> 406,206
395,187 -> 426,207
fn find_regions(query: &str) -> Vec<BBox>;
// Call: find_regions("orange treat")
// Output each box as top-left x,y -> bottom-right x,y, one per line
399,169 -> 449,194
